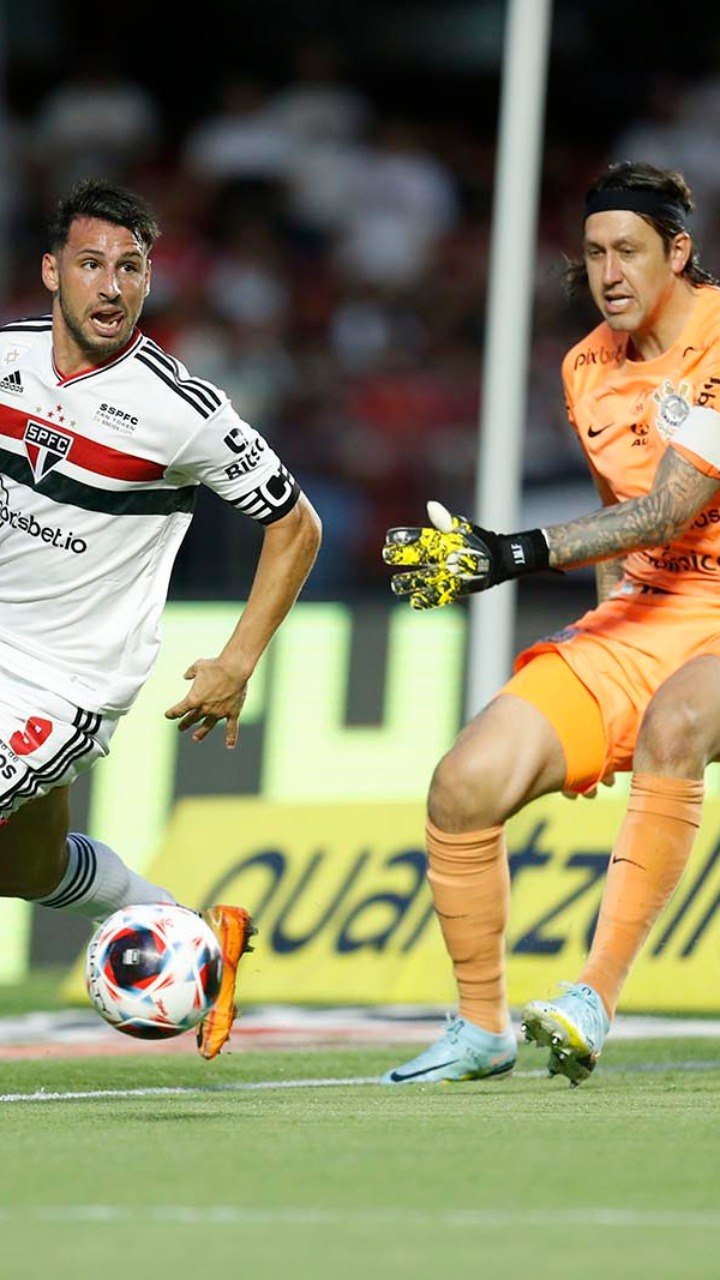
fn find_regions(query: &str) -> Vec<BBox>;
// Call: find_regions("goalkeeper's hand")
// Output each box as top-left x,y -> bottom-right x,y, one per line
382,501 -> 550,610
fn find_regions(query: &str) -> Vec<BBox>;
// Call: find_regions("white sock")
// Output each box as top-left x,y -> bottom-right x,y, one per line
34,832 -> 176,920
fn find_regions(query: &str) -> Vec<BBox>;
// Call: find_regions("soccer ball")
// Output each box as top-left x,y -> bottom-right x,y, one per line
85,903 -> 223,1040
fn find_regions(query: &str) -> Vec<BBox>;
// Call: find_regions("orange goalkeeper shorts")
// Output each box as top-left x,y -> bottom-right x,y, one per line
503,587 -> 720,793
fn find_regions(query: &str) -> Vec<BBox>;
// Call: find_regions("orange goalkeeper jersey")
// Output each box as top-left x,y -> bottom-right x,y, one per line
562,284 -> 720,598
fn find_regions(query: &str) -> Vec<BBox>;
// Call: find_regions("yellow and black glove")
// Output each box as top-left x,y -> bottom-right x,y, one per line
382,501 -> 550,610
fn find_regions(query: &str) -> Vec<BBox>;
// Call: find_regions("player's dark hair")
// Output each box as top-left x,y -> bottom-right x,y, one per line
563,161 -> 719,295
47,179 -> 161,253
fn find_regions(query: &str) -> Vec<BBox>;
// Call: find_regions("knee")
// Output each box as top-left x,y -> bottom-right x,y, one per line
636,697 -> 704,775
428,746 -> 498,832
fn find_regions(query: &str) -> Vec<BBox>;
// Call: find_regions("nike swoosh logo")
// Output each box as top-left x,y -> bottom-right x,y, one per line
388,1058 -> 459,1082
611,856 -> 645,868
587,423 -> 613,438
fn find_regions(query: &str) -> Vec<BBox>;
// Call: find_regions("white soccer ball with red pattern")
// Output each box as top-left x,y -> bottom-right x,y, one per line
85,903 -> 223,1039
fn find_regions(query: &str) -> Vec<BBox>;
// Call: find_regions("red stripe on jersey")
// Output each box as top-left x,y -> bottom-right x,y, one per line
0,403 -> 166,482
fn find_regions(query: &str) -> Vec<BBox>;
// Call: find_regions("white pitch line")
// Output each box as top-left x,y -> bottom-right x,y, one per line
0,1076 -> 381,1104
1,1059 -> 718,1104
0,1206 -> 718,1229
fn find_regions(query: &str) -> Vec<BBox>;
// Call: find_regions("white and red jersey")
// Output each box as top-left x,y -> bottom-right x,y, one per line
0,317 -> 301,712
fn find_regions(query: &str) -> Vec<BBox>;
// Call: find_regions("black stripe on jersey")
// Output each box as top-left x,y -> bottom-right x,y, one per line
10,728 -> 91,803
41,834 -> 98,909
0,448 -> 196,516
233,493 -> 267,517
73,707 -> 102,735
0,722 -> 94,810
0,315 -> 52,332
135,350 -> 219,418
143,341 -> 222,413
230,465 -> 300,525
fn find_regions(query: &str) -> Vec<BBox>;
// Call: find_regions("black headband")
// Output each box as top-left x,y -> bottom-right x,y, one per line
584,188 -> 691,230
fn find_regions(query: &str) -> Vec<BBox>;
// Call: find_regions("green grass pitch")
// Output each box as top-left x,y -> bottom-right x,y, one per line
0,1033 -> 719,1280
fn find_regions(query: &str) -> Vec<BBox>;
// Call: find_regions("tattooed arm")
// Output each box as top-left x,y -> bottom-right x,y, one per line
545,447 -> 720,570
587,463 -> 626,602
384,447 -> 720,610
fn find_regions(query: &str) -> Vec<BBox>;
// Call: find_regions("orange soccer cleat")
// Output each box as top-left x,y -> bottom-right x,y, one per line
196,905 -> 256,1060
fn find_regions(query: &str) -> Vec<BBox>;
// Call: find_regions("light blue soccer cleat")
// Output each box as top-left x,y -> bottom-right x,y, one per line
380,1014 -> 517,1085
521,982 -> 610,1086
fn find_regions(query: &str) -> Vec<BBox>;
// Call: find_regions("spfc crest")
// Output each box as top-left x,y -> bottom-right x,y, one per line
23,420 -> 72,481
652,380 -> 691,440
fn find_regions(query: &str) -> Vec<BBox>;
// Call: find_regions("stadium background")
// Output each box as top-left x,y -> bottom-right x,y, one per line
2,0 -> 720,1010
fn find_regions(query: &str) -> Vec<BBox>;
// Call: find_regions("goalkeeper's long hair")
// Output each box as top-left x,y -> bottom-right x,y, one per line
563,161 -> 719,296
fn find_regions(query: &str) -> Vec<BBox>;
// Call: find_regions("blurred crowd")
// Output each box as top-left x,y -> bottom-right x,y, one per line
4,42 -> 720,597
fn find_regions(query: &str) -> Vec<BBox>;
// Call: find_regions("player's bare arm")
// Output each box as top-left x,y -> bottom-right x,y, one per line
383,448 -> 720,609
165,495 -> 321,746
544,447 -> 719,568
587,464 -> 626,602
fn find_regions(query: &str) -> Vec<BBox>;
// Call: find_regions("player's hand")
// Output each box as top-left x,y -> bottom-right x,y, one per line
165,657 -> 249,747
382,501 -> 497,610
383,502 -> 551,609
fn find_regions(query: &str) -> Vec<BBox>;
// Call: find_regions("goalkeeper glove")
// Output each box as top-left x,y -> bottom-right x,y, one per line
382,500 -> 550,610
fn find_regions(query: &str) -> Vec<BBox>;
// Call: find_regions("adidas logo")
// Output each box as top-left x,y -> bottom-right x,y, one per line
0,370 -> 23,394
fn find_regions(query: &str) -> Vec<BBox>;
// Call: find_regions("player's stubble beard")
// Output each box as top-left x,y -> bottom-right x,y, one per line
56,285 -> 138,364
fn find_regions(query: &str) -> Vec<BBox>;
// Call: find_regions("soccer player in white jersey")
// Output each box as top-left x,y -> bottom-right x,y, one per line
0,178 -> 321,1059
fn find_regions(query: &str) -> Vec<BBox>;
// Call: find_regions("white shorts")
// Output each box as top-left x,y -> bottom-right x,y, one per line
0,666 -> 120,821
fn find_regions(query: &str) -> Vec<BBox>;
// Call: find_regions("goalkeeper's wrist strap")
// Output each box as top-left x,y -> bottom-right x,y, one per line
495,528 -> 550,582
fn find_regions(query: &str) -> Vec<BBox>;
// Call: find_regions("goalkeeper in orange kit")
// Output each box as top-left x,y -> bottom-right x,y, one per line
381,160 -> 720,1085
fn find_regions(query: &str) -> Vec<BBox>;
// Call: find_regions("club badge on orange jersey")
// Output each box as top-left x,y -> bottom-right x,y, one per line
653,380 -> 692,440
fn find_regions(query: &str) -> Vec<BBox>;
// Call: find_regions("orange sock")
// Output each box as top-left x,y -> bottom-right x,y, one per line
580,773 -> 704,1017
426,819 -> 510,1033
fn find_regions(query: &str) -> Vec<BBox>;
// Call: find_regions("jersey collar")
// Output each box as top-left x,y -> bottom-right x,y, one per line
52,328 -> 144,386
